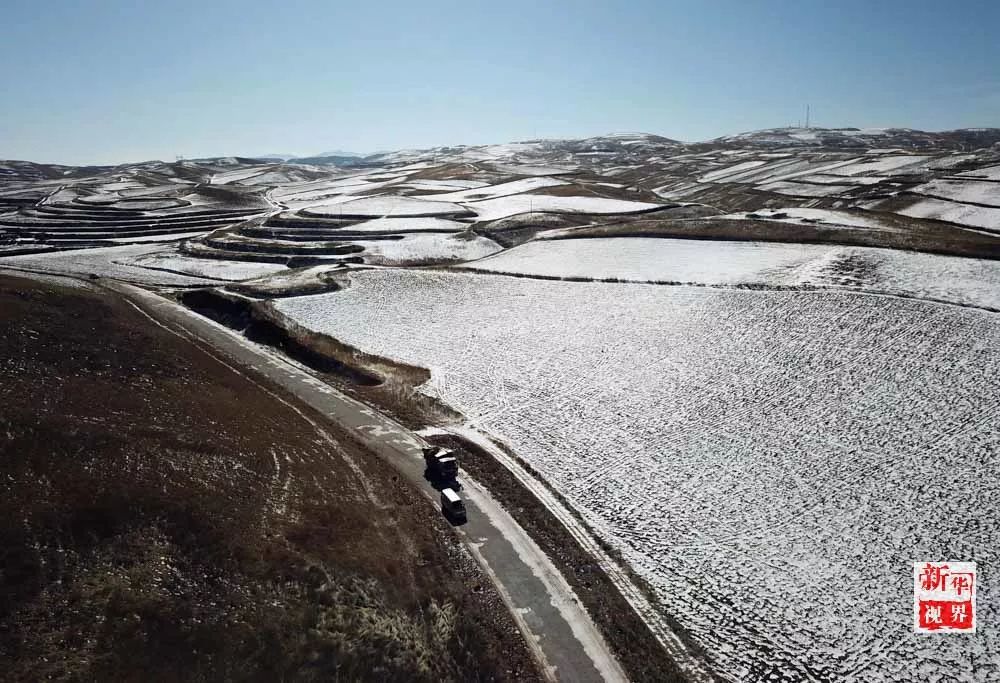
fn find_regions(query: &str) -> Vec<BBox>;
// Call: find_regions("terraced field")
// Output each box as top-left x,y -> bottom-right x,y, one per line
4,125 -> 1000,274
274,269 -> 1000,682
0,173 -> 267,253
463,237 -> 1000,310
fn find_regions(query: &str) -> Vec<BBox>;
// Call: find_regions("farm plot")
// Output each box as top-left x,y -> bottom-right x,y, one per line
754,180 -> 858,197
698,160 -> 768,182
414,177 -> 570,202
462,195 -> 663,221
269,175 -> 410,209
795,174 -> 885,186
463,237 -> 1000,309
490,164 -> 577,176
723,207 -> 896,229
892,198 -> 1000,231
127,253 -> 288,281
955,164 -> 1000,181
350,233 -> 501,265
824,155 -> 933,176
209,166 -> 271,185
0,244 -> 223,286
464,237 -> 827,283
302,195 -> 471,219
910,179 -> 1000,207
343,217 -> 469,233
275,270 -> 1000,682
106,230 -> 213,244
398,179 -> 490,192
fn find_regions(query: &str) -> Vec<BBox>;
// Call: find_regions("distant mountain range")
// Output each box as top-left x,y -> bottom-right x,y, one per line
254,150 -> 366,162
244,128 -> 1000,167
5,127 -> 999,171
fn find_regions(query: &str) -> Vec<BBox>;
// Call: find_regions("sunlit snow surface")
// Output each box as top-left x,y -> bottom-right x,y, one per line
1,245 -> 288,284
342,217 -> 468,232
894,198 -> 1000,230
1,245 -> 225,285
414,177 -> 570,202
462,195 -> 663,220
276,269 -> 1000,682
955,164 -> 1000,181
351,233 -> 501,265
719,208 -> 896,230
462,238 -> 1000,309
302,195 -> 469,217
912,179 -> 1000,207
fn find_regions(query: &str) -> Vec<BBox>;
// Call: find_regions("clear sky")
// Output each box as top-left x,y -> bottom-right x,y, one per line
2,0 -> 998,165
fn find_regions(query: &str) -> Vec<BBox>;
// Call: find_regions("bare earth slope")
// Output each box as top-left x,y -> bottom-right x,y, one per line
0,274 -> 538,683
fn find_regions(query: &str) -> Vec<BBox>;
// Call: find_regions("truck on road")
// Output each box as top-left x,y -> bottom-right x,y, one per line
440,487 -> 467,523
423,445 -> 459,486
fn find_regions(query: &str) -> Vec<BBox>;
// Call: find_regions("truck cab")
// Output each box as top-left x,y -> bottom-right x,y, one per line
423,446 -> 460,486
440,488 -> 467,523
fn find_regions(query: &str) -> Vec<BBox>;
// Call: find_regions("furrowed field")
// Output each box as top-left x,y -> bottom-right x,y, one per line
275,270 -> 1000,682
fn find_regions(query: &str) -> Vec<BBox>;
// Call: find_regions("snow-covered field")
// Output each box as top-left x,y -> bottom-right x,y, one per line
755,180 -> 858,197
490,164 -> 577,176
462,195 -> 663,220
282,192 -> 382,211
698,160 -> 767,182
128,253 -> 288,281
955,164 -> 1000,181
463,237 -> 1000,309
342,217 -> 468,233
398,179 -> 489,192
352,233 -> 500,265
210,166 -> 271,185
230,264 -> 342,296
0,245 -> 221,286
275,269 -> 1000,682
723,207 -> 897,229
107,198 -> 185,211
302,195 -> 470,218
823,155 -> 932,176
107,230 -> 211,244
467,237 -> 822,283
414,177 -> 570,202
796,174 -> 885,186
893,198 -> 1000,231
911,179 -> 1000,207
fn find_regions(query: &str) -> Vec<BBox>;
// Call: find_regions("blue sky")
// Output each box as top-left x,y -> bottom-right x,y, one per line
2,0 -> 998,164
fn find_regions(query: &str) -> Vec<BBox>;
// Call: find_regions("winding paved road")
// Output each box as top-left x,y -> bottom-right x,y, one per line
102,279 -> 629,683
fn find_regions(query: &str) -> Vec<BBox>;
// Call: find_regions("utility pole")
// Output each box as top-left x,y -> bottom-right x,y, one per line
806,104 -> 810,129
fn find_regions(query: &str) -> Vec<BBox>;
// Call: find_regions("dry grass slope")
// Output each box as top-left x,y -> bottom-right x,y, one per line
0,274 -> 539,683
